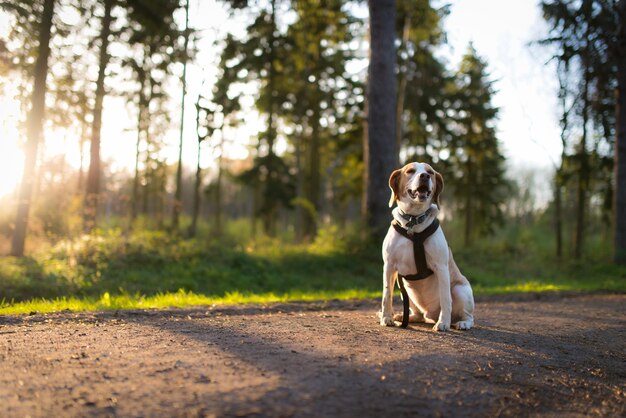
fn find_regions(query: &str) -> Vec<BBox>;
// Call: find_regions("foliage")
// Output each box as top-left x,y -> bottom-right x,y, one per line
447,45 -> 509,244
0,221 -> 624,315
539,0 -> 620,257
396,0 -> 453,164
0,0 -> 625,309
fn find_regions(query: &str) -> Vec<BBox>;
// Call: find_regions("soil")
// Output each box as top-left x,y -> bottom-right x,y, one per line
0,293 -> 624,418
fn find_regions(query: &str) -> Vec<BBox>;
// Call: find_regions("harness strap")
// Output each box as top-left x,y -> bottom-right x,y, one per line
396,273 -> 411,328
392,218 -> 439,281
392,218 -> 440,328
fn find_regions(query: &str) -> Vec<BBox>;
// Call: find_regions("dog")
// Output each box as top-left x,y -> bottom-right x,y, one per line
378,162 -> 474,331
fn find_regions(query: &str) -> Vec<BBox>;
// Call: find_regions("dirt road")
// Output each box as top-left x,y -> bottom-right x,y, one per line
0,293 -> 624,417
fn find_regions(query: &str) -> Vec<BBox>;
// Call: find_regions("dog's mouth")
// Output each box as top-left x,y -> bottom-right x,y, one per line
408,185 -> 431,201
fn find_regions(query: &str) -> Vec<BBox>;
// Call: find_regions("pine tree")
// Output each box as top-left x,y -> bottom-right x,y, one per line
280,0 -> 361,240
364,0 -> 397,241
541,0 -> 620,258
122,0 -> 188,227
215,0 -> 295,236
395,0 -> 453,166
83,0 -> 113,232
615,0 -> 626,263
9,0 -> 56,256
450,45 -> 508,246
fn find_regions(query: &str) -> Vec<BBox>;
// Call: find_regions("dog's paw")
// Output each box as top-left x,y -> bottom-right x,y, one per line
433,321 -> 450,332
455,319 -> 473,330
379,313 -> 395,327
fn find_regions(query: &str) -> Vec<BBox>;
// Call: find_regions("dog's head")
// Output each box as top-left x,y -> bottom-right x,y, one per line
388,162 -> 444,210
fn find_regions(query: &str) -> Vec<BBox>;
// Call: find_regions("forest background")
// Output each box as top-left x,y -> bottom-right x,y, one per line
0,0 -> 624,313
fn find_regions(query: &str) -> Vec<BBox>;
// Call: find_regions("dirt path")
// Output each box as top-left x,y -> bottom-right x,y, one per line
0,294 -> 624,417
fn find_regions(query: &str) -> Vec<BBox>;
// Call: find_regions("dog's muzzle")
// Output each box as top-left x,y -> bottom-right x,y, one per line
408,183 -> 431,201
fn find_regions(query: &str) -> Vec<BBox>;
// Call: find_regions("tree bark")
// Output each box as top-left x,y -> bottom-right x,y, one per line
214,131 -> 224,236
171,0 -> 190,231
555,67 -> 570,261
131,58 -> 147,226
554,178 -> 563,259
83,0 -> 113,233
11,0 -> 55,256
261,0 -> 278,237
464,156 -> 474,246
574,60 -> 590,258
395,13 -> 410,161
188,139 -> 201,238
364,0 -> 397,242
615,0 -> 626,263
303,103 -> 321,240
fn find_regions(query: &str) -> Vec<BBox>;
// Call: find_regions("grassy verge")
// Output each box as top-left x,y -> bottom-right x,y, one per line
0,226 -> 624,315
0,289 -> 380,315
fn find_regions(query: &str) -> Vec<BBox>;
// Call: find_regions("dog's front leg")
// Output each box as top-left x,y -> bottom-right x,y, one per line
379,263 -> 396,326
433,265 -> 452,331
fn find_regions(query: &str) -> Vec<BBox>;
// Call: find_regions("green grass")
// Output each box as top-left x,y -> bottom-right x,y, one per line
0,289 -> 379,315
0,222 -> 624,316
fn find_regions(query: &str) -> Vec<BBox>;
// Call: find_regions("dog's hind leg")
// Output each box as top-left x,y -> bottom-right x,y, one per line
451,283 -> 474,330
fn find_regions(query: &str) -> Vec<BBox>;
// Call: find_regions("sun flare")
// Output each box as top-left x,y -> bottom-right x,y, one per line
0,95 -> 24,198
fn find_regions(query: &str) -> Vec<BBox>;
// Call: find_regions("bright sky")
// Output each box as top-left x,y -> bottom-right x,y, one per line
0,0 -> 562,199
443,0 -> 561,170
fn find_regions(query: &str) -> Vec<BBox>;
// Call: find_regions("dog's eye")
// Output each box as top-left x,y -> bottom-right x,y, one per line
426,170 -> 434,175
406,168 -> 416,175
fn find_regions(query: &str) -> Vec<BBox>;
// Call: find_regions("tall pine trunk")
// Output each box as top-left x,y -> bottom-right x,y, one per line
131,72 -> 146,225
172,0 -> 190,230
464,157 -> 474,246
364,0 -> 397,242
188,139 -> 201,238
214,133 -> 224,236
261,0 -> 278,237
130,54 -> 147,226
555,67 -> 571,261
11,0 -> 55,256
615,0 -> 626,263
574,62 -> 591,258
395,13 -> 410,158
554,178 -> 563,259
303,104 -> 320,240
84,0 -> 113,232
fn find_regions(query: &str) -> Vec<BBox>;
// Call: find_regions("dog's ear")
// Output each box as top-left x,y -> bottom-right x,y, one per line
388,169 -> 402,207
433,170 -> 444,207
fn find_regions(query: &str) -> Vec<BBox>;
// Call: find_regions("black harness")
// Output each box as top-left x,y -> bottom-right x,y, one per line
392,213 -> 440,328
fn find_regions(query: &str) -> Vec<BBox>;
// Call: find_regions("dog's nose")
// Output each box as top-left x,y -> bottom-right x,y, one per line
419,173 -> 430,180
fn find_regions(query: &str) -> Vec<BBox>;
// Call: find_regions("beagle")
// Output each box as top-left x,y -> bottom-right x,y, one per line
378,162 -> 475,331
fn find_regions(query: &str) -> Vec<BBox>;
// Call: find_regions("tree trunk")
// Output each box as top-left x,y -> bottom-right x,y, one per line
83,0 -> 113,233
364,0 -> 397,242
214,132 -> 224,236
395,13 -> 410,161
464,157 -> 474,246
262,0 -> 278,237
295,127 -> 305,242
554,176 -> 563,260
171,0 -> 190,231
188,139 -> 201,238
574,63 -> 591,258
131,61 -> 147,226
615,0 -> 626,263
11,0 -> 55,256
555,65 -> 570,261
303,104 -> 320,240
